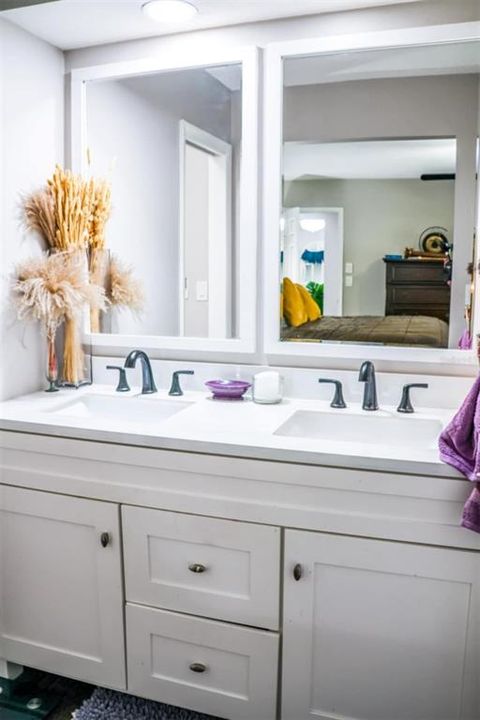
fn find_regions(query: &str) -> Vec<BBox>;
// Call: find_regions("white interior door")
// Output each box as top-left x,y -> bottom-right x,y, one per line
282,207 -> 300,282
282,530 -> 479,720
180,121 -> 232,338
282,207 -> 343,315
0,486 -> 125,689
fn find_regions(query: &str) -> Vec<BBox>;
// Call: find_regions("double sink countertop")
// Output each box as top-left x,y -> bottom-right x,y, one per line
0,384 -> 459,479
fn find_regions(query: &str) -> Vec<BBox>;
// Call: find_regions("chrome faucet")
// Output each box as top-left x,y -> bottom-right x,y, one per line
124,350 -> 157,394
358,361 -> 378,411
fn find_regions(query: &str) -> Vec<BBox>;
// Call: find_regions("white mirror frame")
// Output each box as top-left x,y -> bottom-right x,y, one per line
70,46 -> 259,359
263,22 -> 480,370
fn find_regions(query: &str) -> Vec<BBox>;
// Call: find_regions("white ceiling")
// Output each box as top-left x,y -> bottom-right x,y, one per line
283,139 -> 457,181
2,0 -> 421,51
284,41 -> 480,86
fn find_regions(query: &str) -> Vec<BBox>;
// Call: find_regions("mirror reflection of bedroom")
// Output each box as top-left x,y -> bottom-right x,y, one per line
280,43 -> 480,349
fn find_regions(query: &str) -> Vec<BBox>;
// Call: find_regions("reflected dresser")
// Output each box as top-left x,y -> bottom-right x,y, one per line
384,258 -> 451,322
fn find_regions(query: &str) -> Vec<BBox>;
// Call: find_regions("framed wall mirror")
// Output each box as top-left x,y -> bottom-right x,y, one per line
70,47 -> 258,357
264,25 -> 480,367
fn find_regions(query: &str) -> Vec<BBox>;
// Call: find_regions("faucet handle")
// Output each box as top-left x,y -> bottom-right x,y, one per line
169,370 -> 194,396
397,383 -> 428,414
318,379 -> 347,409
106,365 -> 130,393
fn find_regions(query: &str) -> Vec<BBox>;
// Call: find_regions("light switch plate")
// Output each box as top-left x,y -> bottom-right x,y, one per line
345,262 -> 353,274
196,280 -> 208,301
345,275 -> 353,287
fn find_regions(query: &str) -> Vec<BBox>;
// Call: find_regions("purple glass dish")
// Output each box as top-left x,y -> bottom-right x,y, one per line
205,379 -> 251,400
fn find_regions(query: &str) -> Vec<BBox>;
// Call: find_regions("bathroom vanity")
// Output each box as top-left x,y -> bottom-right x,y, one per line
1,385 -> 479,720
1,10 -> 480,720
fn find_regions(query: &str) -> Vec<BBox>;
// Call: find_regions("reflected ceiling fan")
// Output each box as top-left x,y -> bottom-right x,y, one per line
420,174 -> 456,181
0,0 -> 60,10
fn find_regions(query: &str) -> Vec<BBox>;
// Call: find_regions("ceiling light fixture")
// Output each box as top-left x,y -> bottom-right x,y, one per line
300,218 -> 326,233
142,0 -> 198,23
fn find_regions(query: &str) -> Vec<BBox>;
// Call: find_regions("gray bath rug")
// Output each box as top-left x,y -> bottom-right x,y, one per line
73,687 -> 219,720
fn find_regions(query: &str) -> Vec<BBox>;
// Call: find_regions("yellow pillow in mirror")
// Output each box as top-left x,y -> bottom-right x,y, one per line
283,277 -> 308,327
296,284 -> 321,322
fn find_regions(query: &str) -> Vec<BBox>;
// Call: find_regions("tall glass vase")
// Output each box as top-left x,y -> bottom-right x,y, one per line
57,250 -> 92,388
88,248 -> 110,333
60,316 -> 92,387
45,333 -> 59,393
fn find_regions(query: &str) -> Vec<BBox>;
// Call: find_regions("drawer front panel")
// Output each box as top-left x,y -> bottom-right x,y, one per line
122,506 -> 280,629
126,603 -> 278,720
389,285 -> 450,306
387,263 -> 447,284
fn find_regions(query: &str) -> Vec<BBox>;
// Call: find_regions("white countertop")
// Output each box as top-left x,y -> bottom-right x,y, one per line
0,384 -> 460,479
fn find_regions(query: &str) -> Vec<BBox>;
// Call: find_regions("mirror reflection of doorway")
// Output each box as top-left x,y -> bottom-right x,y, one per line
180,121 -> 232,338
281,207 -> 343,316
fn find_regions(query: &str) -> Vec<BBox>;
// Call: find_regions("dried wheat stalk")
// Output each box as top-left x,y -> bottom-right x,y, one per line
47,165 -> 92,251
23,189 -> 56,248
88,178 -> 112,332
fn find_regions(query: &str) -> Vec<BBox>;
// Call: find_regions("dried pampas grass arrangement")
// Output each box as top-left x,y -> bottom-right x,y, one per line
12,252 -> 106,338
12,252 -> 107,391
12,251 -> 106,391
108,255 -> 144,313
22,165 -> 113,383
19,161 -> 143,385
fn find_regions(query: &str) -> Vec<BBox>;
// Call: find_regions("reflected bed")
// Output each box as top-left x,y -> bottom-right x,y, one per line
281,315 -> 448,348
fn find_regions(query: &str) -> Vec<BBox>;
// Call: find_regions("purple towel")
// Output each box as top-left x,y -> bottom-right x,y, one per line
439,375 -> 480,533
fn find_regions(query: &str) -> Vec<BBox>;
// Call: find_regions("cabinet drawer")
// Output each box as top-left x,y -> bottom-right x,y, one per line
122,507 -> 280,629
389,285 -> 450,306
126,603 -> 278,720
386,262 -> 447,284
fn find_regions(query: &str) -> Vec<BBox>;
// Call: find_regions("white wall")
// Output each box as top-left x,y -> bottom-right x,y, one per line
0,18 -> 64,401
86,69 -> 237,336
285,178 -> 455,316
283,75 -> 479,143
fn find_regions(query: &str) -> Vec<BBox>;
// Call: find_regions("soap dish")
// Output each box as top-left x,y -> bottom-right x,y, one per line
205,380 -> 251,400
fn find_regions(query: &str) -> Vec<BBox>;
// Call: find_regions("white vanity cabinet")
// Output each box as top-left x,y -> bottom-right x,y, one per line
1,430 -> 480,720
0,486 -> 126,689
282,530 -> 480,720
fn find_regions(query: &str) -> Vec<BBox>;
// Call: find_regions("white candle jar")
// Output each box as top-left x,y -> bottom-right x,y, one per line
252,371 -> 284,404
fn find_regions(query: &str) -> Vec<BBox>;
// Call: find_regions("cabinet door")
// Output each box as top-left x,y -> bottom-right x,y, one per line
282,531 -> 479,720
0,486 -> 125,689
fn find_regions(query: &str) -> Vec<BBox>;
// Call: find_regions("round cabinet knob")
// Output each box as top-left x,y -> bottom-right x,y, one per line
293,563 -> 303,581
100,532 -> 110,548
189,662 -> 207,673
27,699 -> 43,711
188,563 -> 207,574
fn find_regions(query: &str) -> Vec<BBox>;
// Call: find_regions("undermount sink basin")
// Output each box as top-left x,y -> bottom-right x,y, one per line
274,409 -> 442,449
46,393 -> 192,426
